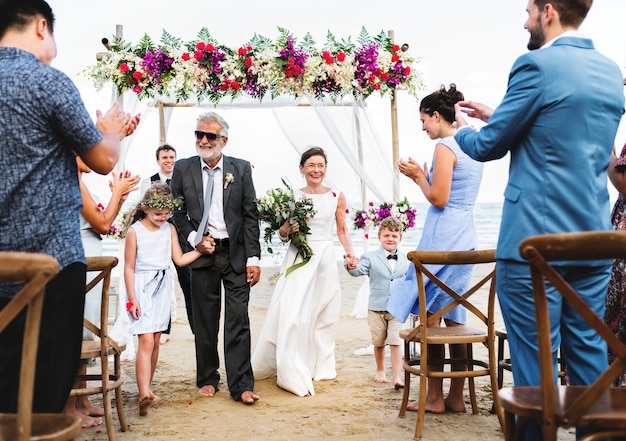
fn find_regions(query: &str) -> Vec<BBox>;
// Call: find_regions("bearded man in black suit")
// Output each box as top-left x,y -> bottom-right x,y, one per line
171,111 -> 261,404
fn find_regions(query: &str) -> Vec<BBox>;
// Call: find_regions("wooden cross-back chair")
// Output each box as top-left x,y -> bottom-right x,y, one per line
70,256 -> 127,441
0,252 -> 82,441
398,249 -> 503,439
498,232 -> 626,441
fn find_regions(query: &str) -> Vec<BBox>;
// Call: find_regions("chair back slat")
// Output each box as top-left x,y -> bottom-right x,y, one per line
520,232 -> 626,431
0,252 -> 59,441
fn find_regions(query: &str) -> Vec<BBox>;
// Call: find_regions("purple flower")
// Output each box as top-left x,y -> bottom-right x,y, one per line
142,46 -> 174,84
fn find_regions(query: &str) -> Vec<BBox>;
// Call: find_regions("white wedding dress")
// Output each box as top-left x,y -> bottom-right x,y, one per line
252,189 -> 342,396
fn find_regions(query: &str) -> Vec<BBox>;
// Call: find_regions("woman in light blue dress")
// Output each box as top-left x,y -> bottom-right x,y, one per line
387,84 -> 483,414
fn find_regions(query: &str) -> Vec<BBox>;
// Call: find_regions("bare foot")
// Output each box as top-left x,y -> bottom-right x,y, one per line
198,385 -> 216,397
240,390 -> 259,405
374,371 -> 388,383
65,408 -> 102,428
394,382 -> 405,390
150,392 -> 160,404
139,395 -> 152,416
444,397 -> 467,413
406,400 -> 446,414
159,334 -> 170,345
79,414 -> 103,428
76,398 -> 104,417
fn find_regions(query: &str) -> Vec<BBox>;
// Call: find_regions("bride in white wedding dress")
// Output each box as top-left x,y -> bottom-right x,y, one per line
251,146 -> 355,397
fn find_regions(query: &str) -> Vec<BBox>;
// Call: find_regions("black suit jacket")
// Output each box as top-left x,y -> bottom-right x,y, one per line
170,155 -> 260,273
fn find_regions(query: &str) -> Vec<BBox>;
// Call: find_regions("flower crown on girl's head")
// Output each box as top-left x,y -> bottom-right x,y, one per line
142,195 -> 184,210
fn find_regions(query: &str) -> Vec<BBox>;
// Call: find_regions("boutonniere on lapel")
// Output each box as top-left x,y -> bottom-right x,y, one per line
224,172 -> 234,189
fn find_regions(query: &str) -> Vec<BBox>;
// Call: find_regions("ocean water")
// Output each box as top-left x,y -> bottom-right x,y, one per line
260,201 -> 503,266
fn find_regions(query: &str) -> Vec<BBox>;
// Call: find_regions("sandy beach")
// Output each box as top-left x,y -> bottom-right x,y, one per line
75,261 -> 576,441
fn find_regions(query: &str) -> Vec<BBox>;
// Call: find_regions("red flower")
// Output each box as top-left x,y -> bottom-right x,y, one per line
392,44 -> 400,52
132,85 -> 142,93
332,191 -> 337,197
368,201 -> 374,206
220,83 -> 228,91
345,209 -> 349,213
380,72 -> 389,81
391,54 -> 400,62
194,50 -> 203,61
247,45 -> 252,51
181,52 -> 190,61
237,47 -> 247,56
206,43 -> 215,52
132,71 -> 143,81
364,233 -> 369,239
244,57 -> 253,68
196,41 -> 206,51
325,56 -> 334,65
404,66 -> 411,75
336,52 -> 346,62
125,302 -> 133,312
119,63 -> 130,73
231,82 -> 241,90
373,84 -> 381,90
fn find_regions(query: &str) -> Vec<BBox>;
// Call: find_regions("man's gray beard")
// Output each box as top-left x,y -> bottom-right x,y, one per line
198,145 -> 222,162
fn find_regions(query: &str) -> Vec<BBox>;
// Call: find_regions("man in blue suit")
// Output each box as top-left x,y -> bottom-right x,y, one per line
454,0 -> 624,400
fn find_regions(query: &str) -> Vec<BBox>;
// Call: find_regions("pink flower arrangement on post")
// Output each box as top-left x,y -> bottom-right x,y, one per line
353,197 -> 417,238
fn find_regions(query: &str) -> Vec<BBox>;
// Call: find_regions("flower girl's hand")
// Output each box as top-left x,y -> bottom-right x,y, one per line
126,300 -> 141,320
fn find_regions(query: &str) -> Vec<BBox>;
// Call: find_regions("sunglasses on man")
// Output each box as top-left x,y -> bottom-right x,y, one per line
195,131 -> 226,141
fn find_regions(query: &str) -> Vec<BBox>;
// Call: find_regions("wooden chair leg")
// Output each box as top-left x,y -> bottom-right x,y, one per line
399,342 -> 411,417
414,374 -> 427,439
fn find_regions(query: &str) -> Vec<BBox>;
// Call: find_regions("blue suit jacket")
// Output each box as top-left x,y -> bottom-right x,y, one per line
456,36 -> 624,262
346,246 -> 410,311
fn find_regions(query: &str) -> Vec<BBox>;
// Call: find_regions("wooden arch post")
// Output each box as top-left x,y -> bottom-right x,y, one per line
388,30 -> 400,203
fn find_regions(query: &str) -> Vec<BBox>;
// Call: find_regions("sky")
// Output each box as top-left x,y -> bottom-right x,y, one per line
47,0 -> 626,205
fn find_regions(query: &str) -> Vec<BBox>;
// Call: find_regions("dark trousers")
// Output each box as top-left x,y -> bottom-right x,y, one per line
191,246 -> 253,400
0,262 -> 86,412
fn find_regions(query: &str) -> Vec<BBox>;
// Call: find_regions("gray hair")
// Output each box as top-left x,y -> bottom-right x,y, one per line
196,111 -> 229,136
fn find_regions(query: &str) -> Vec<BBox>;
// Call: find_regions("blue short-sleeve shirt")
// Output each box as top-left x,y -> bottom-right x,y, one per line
0,48 -> 103,297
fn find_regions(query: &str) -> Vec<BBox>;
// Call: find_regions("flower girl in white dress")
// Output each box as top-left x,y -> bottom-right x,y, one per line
124,182 -> 201,415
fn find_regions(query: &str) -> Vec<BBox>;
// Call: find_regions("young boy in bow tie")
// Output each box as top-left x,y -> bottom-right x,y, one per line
346,217 -> 410,389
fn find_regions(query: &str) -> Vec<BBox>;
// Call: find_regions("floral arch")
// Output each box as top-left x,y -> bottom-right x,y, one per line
83,26 -> 425,205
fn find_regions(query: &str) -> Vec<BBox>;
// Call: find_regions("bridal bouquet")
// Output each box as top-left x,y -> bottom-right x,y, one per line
353,197 -> 417,236
257,178 -> 317,276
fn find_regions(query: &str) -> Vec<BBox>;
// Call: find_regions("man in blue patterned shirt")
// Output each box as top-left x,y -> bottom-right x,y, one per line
0,0 -> 140,414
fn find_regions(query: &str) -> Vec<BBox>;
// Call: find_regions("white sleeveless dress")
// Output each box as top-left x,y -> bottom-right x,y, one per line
252,189 -> 342,396
127,221 -> 173,335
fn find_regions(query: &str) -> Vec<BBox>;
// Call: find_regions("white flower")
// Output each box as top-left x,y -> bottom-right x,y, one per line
224,172 -> 234,189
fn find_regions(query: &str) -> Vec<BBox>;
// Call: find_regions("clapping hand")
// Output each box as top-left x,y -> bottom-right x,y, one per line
109,170 -> 140,203
97,101 -> 142,141
398,157 -> 428,183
